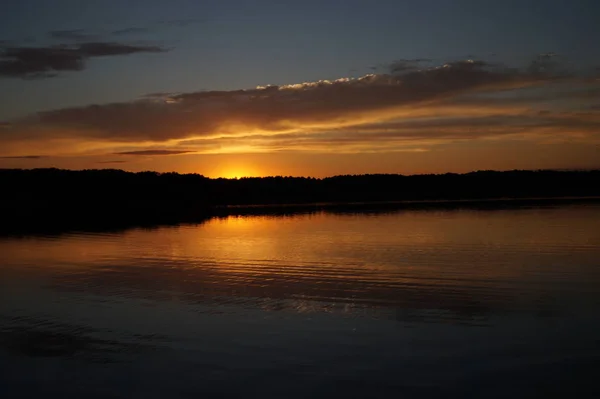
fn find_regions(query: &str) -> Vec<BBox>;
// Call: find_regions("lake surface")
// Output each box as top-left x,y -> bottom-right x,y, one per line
1,204 -> 599,398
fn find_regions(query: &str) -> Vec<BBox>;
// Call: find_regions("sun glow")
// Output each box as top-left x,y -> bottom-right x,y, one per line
215,165 -> 263,179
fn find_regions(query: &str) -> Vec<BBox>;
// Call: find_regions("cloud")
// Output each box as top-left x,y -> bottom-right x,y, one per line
31,59 -> 549,140
32,58 -> 565,140
0,41 -> 168,79
97,160 -> 128,164
173,108 -> 600,154
114,150 -> 194,156
389,58 -> 433,73
0,155 -> 46,159
77,42 -> 165,57
1,55 -> 598,157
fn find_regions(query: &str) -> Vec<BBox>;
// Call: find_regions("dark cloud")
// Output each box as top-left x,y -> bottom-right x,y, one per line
389,58 -> 433,73
0,42 -> 168,79
141,92 -> 179,100
115,150 -> 193,156
77,42 -> 165,57
0,46 -> 84,78
0,155 -> 46,159
30,58 -> 559,142
2,55 -> 597,157
527,53 -> 567,76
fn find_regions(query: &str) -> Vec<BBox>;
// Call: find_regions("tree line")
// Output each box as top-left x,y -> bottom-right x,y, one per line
1,168 -> 599,233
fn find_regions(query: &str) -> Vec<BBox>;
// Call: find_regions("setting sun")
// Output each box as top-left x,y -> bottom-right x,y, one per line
2,1 -> 600,396
214,165 -> 263,179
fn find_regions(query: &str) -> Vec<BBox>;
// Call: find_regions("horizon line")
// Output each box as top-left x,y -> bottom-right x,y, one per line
1,166 -> 599,181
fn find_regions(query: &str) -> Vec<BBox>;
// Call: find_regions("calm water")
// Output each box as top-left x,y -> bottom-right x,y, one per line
1,205 -> 599,398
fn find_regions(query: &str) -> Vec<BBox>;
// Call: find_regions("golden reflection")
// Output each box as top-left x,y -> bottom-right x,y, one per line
210,215 -> 270,230
1,207 -> 599,318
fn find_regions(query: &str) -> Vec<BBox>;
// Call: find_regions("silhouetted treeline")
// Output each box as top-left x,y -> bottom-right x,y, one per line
1,168 -> 599,232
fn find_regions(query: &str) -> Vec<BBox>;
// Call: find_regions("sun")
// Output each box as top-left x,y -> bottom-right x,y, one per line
217,166 -> 262,179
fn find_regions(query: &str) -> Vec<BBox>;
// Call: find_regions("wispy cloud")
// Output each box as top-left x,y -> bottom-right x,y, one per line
115,150 -> 194,156
45,19 -> 201,41
97,160 -> 128,164
1,55 -> 598,157
33,59 -> 552,140
0,155 -> 46,159
389,58 -> 433,73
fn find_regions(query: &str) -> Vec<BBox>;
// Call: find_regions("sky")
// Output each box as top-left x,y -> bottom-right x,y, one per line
0,0 -> 599,178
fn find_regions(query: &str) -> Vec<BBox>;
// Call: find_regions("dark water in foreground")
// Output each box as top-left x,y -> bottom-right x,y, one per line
1,205 -> 599,398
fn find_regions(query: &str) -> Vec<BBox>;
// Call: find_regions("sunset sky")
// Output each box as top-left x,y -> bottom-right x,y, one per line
1,0 -> 599,178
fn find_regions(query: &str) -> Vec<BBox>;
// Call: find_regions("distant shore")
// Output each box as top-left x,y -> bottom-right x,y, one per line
2,196 -> 600,237
208,195 -> 600,218
218,195 -> 600,210
1,168 -> 600,235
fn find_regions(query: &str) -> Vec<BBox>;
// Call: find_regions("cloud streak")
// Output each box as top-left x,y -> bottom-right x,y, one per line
0,41 -> 167,79
0,155 -> 46,159
45,19 -> 201,41
115,150 -> 194,156
32,59 -> 554,139
1,55 -> 599,157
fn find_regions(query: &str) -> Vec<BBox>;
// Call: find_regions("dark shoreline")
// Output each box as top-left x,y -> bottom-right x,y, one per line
217,195 -> 600,211
2,167 -> 600,235
2,195 -> 599,237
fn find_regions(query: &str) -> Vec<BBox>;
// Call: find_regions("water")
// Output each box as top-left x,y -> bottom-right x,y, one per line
1,204 -> 599,398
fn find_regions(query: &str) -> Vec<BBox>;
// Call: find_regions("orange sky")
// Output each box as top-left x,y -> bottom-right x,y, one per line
1,58 -> 599,177
2,2 -> 600,178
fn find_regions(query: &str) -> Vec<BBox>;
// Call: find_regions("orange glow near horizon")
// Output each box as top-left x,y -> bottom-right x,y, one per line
210,163 -> 264,179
